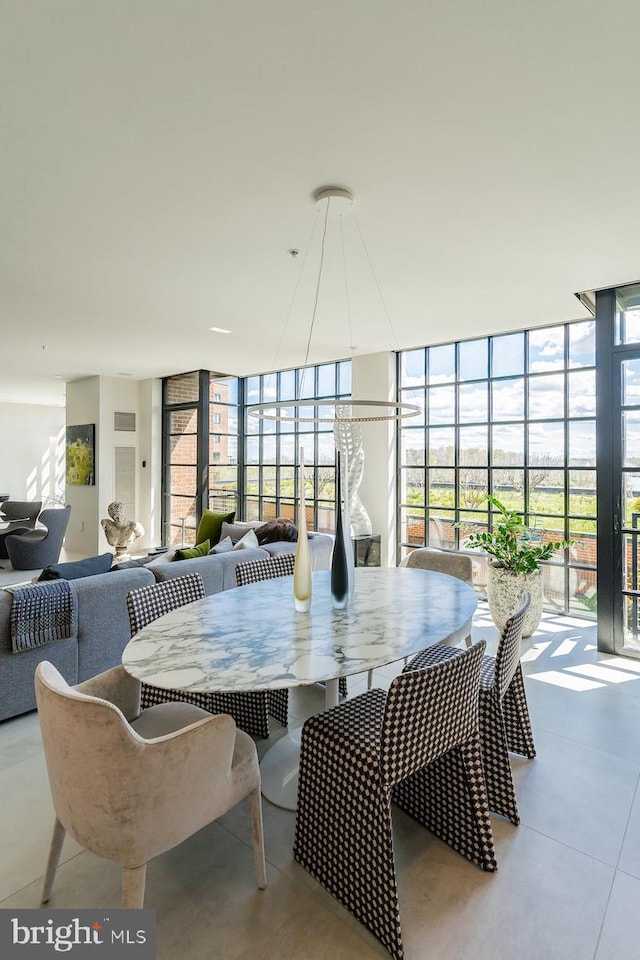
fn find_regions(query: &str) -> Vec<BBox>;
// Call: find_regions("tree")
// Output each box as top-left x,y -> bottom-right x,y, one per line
505,469 -> 550,493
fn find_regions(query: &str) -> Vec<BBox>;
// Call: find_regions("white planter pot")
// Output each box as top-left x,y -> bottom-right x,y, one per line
486,563 -> 544,638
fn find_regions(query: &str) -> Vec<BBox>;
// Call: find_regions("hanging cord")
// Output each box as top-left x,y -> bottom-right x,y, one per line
340,212 -> 355,352
352,208 -> 403,354
263,207 -> 321,400
299,194 -> 330,395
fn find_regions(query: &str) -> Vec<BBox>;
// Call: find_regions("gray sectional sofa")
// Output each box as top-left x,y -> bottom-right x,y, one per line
0,531 -> 333,723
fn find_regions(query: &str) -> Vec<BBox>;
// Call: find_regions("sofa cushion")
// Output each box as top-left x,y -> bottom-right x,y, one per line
73,567 -> 156,682
233,529 -> 259,550
214,547 -> 271,590
175,539 -> 210,561
150,554 -> 226,595
220,520 -> 262,543
111,555 -> 156,570
195,510 -> 235,547
209,536 -> 233,555
38,553 -> 114,581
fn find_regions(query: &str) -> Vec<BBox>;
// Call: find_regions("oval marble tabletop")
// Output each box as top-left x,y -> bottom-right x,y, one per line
122,567 -> 477,694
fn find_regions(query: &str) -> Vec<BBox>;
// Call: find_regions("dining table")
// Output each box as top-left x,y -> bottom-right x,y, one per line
122,566 -> 477,809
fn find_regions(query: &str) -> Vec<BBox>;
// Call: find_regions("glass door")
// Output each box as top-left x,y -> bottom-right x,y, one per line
597,282 -> 640,656
618,352 -> 640,652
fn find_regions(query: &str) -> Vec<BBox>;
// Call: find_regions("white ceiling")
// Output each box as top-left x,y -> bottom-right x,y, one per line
2,0 -> 639,406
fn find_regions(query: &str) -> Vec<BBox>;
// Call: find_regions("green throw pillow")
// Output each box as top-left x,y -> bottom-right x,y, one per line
195,509 -> 235,547
175,539 -> 210,561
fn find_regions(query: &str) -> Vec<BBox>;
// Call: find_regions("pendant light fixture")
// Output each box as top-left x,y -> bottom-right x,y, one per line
249,185 -> 420,425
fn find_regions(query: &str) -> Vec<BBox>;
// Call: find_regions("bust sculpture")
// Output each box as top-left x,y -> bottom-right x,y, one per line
101,501 -> 144,561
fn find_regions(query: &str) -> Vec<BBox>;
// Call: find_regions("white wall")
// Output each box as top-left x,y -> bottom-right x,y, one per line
351,352 -> 397,567
65,376 -> 161,556
65,378 -> 100,554
136,379 -> 162,551
0,402 -> 65,504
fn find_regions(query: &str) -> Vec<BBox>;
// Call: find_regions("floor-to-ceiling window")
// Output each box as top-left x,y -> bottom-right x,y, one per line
162,371 -> 202,546
397,321 -> 597,618
163,371 -> 240,545
209,376 -> 240,516
244,360 -> 351,533
163,361 -> 351,543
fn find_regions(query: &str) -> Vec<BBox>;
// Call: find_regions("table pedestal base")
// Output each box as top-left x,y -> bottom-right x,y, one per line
260,678 -> 339,811
260,728 -> 302,811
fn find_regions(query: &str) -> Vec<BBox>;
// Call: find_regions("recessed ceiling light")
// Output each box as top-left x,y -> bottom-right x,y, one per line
209,326 -> 232,334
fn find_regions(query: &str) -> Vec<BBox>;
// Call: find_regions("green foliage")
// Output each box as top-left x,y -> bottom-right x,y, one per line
462,495 -> 577,574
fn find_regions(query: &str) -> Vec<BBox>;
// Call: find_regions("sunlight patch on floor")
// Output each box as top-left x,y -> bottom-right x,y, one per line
566,664 -> 640,684
521,641 -> 553,662
527,670 -> 604,691
551,638 -> 579,657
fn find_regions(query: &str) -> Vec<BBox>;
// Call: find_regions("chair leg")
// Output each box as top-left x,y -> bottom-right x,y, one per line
479,693 -> 520,825
41,818 -> 66,903
393,738 -> 497,872
367,669 -> 373,689
248,787 -> 267,889
502,665 -> 536,759
121,864 -> 147,909
294,721 -> 405,960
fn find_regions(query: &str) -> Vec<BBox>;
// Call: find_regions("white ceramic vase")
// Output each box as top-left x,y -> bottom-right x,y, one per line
486,563 -> 544,638
293,448 -> 312,612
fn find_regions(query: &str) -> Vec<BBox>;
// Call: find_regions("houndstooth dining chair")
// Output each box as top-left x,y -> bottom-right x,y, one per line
293,640 -> 495,960
127,573 -> 286,738
403,592 -> 534,825
235,554 -> 348,701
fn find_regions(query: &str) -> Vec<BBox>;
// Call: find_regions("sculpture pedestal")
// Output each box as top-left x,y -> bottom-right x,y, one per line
352,534 -> 381,567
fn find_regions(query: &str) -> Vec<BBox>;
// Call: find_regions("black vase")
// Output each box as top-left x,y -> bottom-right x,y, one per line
331,452 -> 349,609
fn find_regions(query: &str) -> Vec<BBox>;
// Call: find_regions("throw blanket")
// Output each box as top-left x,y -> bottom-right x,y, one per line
10,580 -> 76,653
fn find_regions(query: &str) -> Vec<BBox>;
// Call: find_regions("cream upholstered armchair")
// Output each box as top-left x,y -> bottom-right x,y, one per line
35,661 -> 266,909
403,547 -> 474,647
402,545 -> 474,583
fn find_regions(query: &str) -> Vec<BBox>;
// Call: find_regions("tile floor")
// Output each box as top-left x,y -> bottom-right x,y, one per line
0,580 -> 639,959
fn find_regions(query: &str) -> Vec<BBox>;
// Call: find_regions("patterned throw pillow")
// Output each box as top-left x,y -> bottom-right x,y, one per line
175,539 -> 210,560
255,518 -> 298,545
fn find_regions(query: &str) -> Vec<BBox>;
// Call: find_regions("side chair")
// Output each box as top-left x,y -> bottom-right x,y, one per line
404,592 -> 535,825
35,660 -> 265,908
0,500 -> 41,559
6,505 -> 70,570
403,546 -> 474,645
235,554 -> 348,701
294,640 -> 495,960
127,573 -> 286,738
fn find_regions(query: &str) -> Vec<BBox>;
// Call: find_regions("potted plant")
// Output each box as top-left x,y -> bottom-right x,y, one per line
462,495 -> 575,637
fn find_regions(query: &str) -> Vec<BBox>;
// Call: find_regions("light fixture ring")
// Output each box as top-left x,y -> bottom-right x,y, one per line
248,398 -> 420,424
